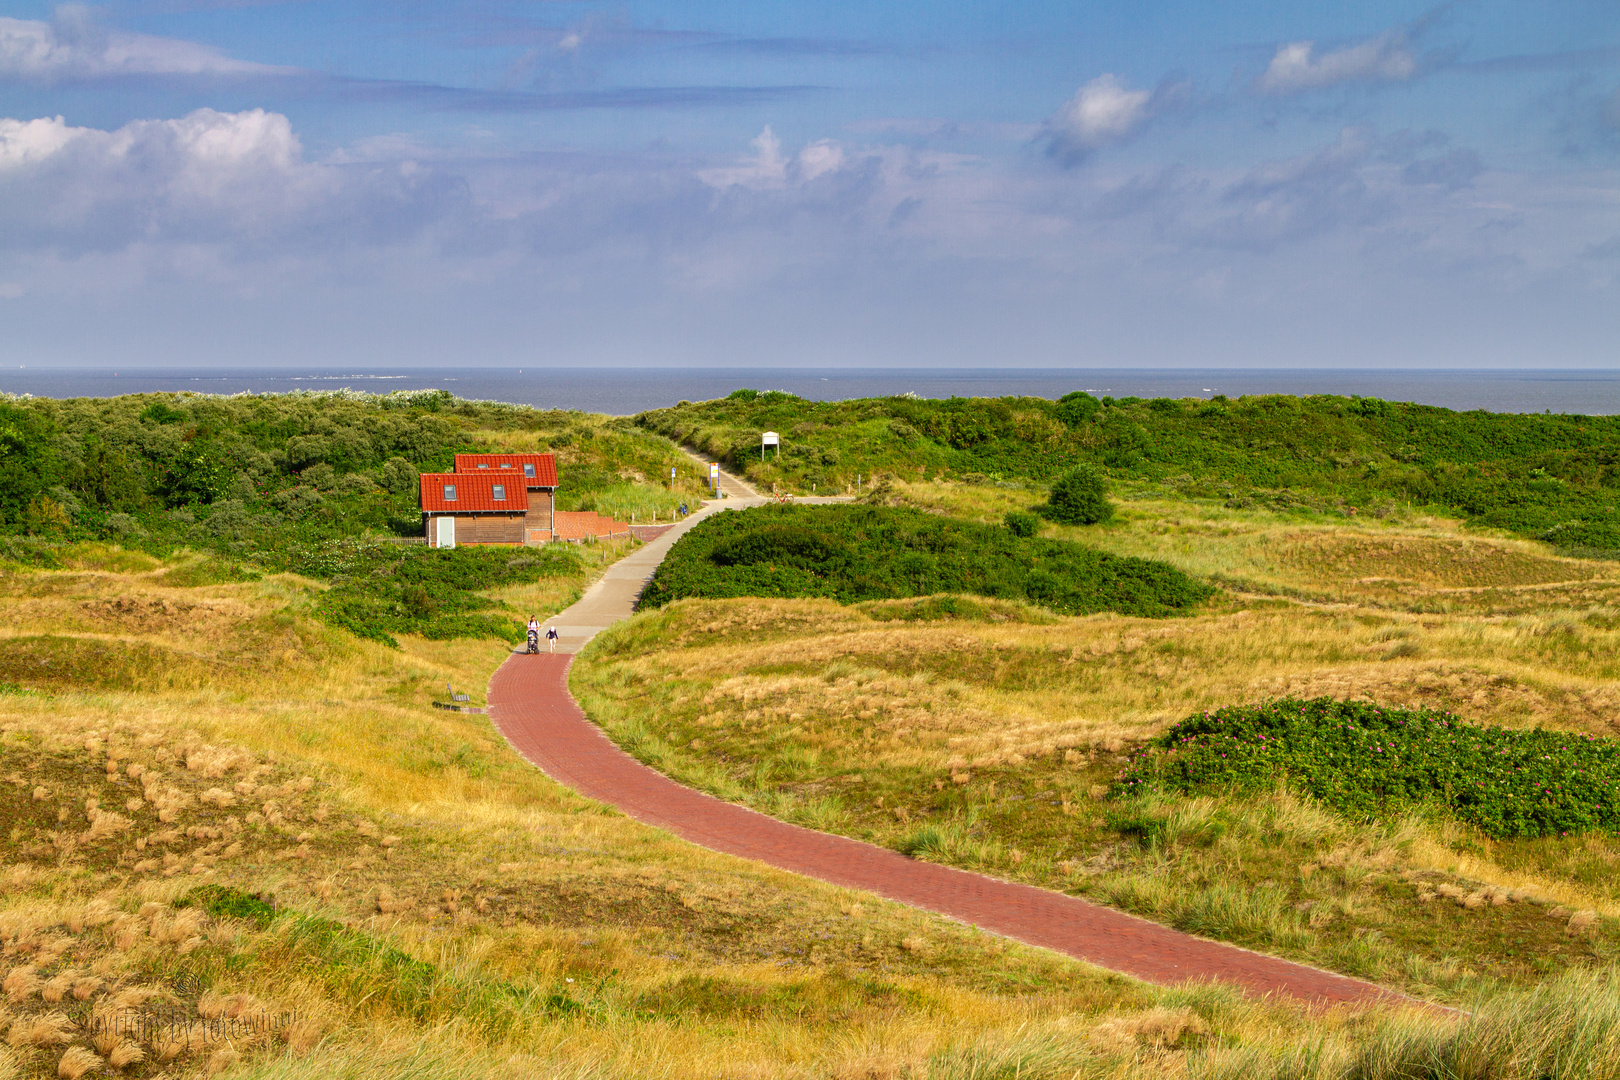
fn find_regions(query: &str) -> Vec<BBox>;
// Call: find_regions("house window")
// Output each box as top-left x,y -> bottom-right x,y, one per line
523,463 -> 536,478
500,463 -> 512,469
476,463 -> 489,469
443,484 -> 457,501
492,484 -> 506,501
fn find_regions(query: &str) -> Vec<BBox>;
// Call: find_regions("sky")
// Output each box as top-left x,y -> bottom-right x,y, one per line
0,1 -> 1617,370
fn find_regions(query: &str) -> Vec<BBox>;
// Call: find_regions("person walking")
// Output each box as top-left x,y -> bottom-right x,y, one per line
546,625 -> 559,653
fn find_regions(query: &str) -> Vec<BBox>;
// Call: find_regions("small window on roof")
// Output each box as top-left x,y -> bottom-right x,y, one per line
499,463 -> 512,469
523,463 -> 536,478
443,484 -> 457,501
492,484 -> 506,501
477,463 -> 489,469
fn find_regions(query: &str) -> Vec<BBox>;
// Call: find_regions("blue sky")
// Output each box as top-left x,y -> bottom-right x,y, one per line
0,1 -> 1616,369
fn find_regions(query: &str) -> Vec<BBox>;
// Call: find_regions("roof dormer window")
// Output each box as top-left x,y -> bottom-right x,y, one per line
443,484 -> 457,501
492,484 -> 506,501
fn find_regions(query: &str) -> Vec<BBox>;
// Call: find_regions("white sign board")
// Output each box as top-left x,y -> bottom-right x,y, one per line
709,463 -> 720,479
761,431 -> 780,446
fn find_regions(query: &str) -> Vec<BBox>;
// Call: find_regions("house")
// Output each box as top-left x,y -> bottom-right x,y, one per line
420,453 -> 558,548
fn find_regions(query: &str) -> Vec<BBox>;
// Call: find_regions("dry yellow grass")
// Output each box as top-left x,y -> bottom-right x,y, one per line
5,543 -> 1400,1080
572,493 -> 1620,999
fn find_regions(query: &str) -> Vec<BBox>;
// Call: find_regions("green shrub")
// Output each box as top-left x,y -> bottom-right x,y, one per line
642,505 -> 1210,618
1043,465 -> 1114,525
1003,510 -> 1039,537
1540,518 -> 1620,554
1055,391 -> 1100,426
1115,697 -> 1620,838
380,456 -> 418,494
180,884 -> 278,928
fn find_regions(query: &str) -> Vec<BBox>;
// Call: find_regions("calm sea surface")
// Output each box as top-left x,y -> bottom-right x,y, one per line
5,367 -> 1620,416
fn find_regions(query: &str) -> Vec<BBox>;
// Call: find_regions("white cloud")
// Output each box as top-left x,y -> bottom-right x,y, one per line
795,139 -> 844,181
1045,75 -> 1154,165
0,115 -> 79,169
700,126 -> 850,188
0,9 -> 290,81
1257,32 -> 1417,94
1055,75 -> 1151,145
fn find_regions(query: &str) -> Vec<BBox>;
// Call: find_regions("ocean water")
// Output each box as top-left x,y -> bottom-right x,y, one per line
4,367 -> 1620,416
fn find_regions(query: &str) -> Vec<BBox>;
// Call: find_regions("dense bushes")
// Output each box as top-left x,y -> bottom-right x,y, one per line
638,391 -> 1620,541
1042,465 -> 1114,525
289,539 -> 582,648
0,390 -> 709,643
1114,697 -> 1620,839
641,505 -> 1212,617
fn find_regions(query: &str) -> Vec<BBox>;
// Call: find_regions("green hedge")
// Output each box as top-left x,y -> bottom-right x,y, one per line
1114,697 -> 1620,839
641,505 -> 1212,617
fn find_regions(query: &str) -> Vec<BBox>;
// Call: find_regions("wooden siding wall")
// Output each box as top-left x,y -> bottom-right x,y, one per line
525,490 -> 553,529
426,513 -> 526,545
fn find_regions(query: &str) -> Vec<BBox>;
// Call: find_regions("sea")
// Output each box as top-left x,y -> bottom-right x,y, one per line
5,367 -> 1620,416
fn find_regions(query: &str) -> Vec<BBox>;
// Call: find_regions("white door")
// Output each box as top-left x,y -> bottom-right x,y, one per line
436,516 -> 456,549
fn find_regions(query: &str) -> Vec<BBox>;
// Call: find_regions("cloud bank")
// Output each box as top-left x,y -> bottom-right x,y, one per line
0,8 -> 291,81
0,109 -> 461,254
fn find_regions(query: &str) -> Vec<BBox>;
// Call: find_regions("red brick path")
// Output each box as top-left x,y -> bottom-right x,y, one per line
488,653 -> 1413,1006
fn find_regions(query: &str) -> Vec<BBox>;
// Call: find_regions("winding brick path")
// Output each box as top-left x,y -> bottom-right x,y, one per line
487,652 -> 1410,1006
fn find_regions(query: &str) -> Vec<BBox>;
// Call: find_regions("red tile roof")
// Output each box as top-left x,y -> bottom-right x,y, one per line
453,453 -> 557,487
419,472 -> 529,513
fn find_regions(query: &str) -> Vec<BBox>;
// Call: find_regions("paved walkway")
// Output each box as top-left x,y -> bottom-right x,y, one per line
491,471 -> 1412,1006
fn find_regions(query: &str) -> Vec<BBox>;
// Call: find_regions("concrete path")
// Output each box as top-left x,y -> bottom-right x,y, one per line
540,494 -> 759,654
676,444 -> 760,500
490,463 -> 1413,1007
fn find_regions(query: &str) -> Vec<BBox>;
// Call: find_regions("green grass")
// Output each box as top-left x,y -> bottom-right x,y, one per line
641,504 -> 1213,617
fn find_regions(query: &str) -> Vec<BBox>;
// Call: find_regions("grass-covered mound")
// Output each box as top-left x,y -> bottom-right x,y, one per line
640,505 -> 1212,617
1115,697 -> 1620,839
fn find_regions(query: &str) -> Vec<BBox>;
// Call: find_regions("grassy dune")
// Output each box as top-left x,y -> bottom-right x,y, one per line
572,483 -> 1620,1004
13,447 -> 1620,1075
0,539 -> 1390,1080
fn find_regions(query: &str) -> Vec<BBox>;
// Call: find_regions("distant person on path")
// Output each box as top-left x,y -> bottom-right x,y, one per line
678,503 -> 688,517
527,615 -> 540,637
546,625 -> 559,653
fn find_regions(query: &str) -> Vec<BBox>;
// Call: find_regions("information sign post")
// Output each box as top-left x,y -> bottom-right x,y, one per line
761,431 -> 780,462
709,462 -> 720,498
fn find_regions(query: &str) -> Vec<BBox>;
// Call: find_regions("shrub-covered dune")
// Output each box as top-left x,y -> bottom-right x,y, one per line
638,389 -> 1620,545
640,504 -> 1214,617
